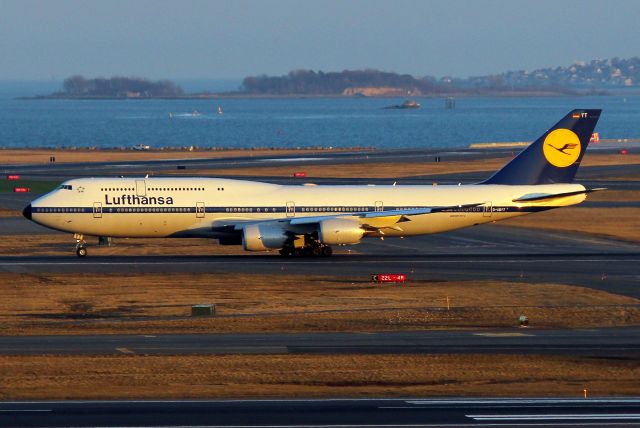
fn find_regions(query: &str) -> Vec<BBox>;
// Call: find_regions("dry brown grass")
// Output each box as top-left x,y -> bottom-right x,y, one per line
586,190 -> 640,202
0,272 -> 638,336
176,160 -> 509,178
0,354 -> 638,399
164,153 -> 640,178
0,148 -> 358,165
0,234 -> 250,257
503,207 -> 640,242
3,149 -> 637,179
0,208 -> 20,217
581,153 -> 640,167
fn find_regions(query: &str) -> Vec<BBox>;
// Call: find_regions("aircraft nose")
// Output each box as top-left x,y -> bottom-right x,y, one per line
22,204 -> 32,220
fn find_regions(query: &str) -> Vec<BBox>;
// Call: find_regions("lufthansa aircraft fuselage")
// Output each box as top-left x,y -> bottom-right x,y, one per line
29,178 -> 586,239
23,109 -> 602,257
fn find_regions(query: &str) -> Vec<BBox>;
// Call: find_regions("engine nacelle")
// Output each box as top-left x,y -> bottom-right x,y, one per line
318,218 -> 364,245
242,223 -> 288,251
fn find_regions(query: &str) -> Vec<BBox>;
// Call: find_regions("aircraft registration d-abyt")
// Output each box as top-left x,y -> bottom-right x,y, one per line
23,109 -> 602,258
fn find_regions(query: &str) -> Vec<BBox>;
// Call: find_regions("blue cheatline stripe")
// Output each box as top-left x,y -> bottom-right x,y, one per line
31,206 -> 554,214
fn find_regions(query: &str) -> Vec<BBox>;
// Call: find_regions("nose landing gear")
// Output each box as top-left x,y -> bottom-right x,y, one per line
74,233 -> 87,257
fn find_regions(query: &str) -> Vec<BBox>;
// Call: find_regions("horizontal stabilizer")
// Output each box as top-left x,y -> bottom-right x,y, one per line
512,187 -> 606,203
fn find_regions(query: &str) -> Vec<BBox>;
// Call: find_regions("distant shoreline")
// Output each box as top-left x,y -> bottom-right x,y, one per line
17,90 -> 596,100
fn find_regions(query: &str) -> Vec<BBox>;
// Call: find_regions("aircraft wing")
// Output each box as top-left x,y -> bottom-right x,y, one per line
289,203 -> 483,225
225,202 -> 484,232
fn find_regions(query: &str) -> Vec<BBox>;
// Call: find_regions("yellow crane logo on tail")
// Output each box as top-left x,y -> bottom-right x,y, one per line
542,128 -> 581,168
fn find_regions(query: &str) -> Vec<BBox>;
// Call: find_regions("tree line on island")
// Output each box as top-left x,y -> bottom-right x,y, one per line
45,57 -> 640,98
240,69 -> 443,95
59,75 -> 184,98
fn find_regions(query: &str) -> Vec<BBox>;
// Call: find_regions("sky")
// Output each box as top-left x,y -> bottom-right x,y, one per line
1,0 -> 639,81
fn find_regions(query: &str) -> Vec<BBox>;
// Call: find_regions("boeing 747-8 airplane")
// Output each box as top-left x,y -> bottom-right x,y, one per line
23,109 -> 601,257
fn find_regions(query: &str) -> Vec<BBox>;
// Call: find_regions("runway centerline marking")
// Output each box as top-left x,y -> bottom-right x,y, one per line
474,332 -> 534,337
467,413 -> 640,420
115,347 -> 135,354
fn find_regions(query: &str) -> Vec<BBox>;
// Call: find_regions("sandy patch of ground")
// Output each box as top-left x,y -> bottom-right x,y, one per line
0,354 -> 637,399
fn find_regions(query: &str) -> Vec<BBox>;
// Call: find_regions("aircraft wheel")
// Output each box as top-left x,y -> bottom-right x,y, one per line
311,246 -> 322,257
321,246 -> 333,257
279,247 -> 293,257
76,246 -> 88,258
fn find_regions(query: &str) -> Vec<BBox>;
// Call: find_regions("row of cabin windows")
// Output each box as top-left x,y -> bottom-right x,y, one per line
222,207 -> 396,213
100,187 -> 206,192
39,207 -> 83,213
100,187 -> 134,192
226,207 -> 277,213
148,187 -> 205,191
113,207 -> 191,213
301,207 -> 368,212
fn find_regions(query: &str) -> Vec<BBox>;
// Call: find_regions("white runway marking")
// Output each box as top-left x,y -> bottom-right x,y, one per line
406,398 -> 640,405
255,157 -> 324,162
474,332 -> 534,337
468,413 -> 640,420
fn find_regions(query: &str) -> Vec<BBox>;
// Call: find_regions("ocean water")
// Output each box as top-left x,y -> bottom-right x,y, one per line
0,83 -> 638,150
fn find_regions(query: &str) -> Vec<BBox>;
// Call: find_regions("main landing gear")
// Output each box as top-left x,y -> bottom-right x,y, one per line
74,233 -> 87,257
279,238 -> 333,258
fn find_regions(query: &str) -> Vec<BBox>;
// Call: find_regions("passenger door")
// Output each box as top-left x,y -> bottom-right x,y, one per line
93,202 -> 102,218
196,202 -> 205,218
135,180 -> 146,196
286,201 -> 296,217
483,201 -> 492,217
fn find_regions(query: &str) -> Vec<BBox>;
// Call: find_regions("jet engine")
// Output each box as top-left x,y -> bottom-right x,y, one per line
318,218 -> 364,245
242,223 -> 288,251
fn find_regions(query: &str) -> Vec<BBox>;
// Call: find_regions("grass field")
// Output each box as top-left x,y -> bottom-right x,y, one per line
1,353 -> 638,399
0,272 -> 638,336
0,147 -> 362,165
502,207 -> 640,242
0,355 -> 640,400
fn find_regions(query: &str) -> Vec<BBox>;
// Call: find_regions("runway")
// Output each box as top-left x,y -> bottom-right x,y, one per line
1,221 -> 638,297
0,327 -> 639,357
2,398 -> 640,427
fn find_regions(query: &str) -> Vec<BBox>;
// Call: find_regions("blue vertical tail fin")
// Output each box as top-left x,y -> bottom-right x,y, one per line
482,109 -> 601,185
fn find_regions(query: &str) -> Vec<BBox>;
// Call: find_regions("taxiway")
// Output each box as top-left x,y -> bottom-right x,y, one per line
2,398 -> 640,427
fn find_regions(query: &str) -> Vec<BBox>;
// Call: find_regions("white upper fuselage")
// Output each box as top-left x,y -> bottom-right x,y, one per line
29,177 -> 587,239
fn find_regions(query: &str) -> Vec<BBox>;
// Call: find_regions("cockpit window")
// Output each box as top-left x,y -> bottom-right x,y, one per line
58,185 -> 73,190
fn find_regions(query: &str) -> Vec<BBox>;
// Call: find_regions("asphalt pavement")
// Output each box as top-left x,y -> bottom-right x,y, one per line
0,327 -> 639,357
2,398 -> 640,427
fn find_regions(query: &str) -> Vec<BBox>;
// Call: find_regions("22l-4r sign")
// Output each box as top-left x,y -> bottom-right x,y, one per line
371,274 -> 407,283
